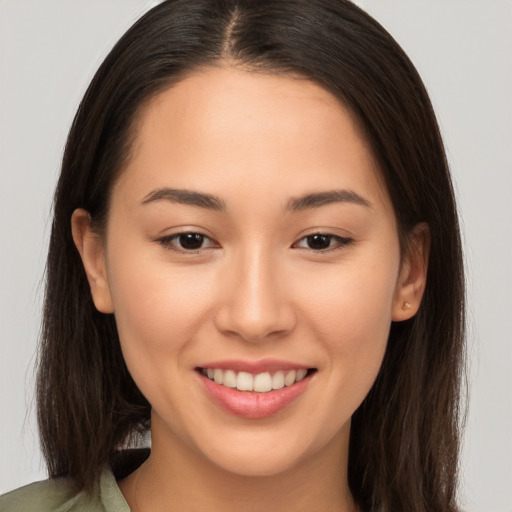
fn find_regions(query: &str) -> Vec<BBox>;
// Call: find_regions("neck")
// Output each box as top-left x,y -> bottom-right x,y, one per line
120,415 -> 357,512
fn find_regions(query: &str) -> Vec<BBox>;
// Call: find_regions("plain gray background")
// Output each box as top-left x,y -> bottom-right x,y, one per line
1,1 -> 511,510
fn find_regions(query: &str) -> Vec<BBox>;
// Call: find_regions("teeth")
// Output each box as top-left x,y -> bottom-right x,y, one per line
202,368 -> 310,392
272,371 -> 285,390
284,370 -> 296,386
296,369 -> 308,382
223,369 -> 237,388
253,372 -> 272,392
237,371 -> 253,391
213,368 -> 224,385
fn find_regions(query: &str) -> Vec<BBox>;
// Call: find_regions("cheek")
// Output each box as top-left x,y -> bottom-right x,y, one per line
300,250 -> 399,383
304,253 -> 398,336
105,250 -> 216,377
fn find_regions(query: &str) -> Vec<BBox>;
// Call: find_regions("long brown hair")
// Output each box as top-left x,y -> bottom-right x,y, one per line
37,1 -> 465,510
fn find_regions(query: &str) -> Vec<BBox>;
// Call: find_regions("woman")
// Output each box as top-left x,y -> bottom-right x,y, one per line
0,0 -> 465,511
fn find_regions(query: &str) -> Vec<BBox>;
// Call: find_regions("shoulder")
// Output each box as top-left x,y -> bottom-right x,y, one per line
0,450 -> 147,511
0,468 -> 127,512
0,477 -> 84,511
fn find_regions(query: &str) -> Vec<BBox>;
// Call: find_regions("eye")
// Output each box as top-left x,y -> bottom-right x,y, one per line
157,232 -> 218,252
293,233 -> 353,252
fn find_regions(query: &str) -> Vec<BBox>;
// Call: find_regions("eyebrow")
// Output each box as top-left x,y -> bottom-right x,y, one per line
141,188 -> 226,211
285,190 -> 372,211
141,187 -> 371,212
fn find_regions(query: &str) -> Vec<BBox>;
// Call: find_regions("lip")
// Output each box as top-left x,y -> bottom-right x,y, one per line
197,358 -> 311,374
196,360 -> 315,420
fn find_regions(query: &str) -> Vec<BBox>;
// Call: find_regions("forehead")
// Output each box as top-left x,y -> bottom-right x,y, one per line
117,65 -> 390,213
135,66 -> 363,155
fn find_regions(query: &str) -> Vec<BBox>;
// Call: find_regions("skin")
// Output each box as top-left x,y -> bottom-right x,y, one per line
72,66 -> 428,512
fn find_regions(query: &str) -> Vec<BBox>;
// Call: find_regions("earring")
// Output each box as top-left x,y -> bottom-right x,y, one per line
402,301 -> 412,310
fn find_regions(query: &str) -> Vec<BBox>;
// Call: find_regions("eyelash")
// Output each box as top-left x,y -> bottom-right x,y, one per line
156,232 -> 219,253
292,233 -> 354,253
156,231 -> 354,254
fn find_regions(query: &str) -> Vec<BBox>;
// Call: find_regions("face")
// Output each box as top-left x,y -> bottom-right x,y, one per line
74,66 -> 425,478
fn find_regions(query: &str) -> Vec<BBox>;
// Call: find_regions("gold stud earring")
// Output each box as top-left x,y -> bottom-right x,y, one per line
402,301 -> 412,310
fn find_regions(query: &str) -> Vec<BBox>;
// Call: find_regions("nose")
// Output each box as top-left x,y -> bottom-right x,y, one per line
213,249 -> 297,342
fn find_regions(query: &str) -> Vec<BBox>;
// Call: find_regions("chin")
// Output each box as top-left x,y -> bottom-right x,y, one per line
190,421 -> 347,479
206,446 -> 309,478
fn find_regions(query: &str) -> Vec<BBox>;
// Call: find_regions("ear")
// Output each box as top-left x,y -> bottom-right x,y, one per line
71,208 -> 114,314
392,223 -> 430,322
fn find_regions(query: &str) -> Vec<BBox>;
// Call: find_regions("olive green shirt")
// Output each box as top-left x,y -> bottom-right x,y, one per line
0,469 -> 128,512
0,450 -> 149,512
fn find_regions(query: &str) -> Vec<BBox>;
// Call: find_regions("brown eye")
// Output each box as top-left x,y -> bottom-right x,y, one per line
305,234 -> 333,250
177,233 -> 206,250
157,232 -> 218,252
294,233 -> 354,252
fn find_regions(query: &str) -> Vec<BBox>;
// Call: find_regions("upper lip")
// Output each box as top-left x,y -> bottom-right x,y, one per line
196,358 -> 313,374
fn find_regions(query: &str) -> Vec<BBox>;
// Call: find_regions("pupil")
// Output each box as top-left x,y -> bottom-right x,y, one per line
307,234 -> 331,250
179,233 -> 204,250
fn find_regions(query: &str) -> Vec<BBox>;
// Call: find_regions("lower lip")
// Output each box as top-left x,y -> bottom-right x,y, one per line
198,371 -> 313,419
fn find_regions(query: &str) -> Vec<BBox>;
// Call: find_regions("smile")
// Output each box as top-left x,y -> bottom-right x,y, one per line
197,364 -> 316,419
200,368 -> 309,393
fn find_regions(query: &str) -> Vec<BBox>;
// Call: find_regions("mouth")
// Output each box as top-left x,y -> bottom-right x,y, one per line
195,364 -> 317,419
198,367 -> 315,393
